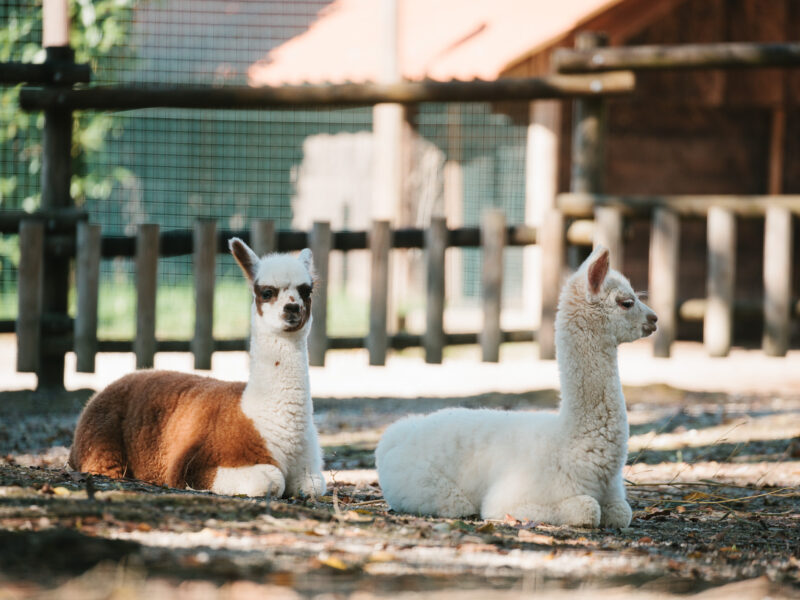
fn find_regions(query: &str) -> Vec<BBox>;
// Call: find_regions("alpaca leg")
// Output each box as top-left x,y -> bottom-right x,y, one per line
600,476 -> 632,528
211,464 -> 285,497
286,426 -> 327,498
482,493 -> 600,527
379,452 -> 477,517
70,424 -> 128,479
557,495 -> 602,527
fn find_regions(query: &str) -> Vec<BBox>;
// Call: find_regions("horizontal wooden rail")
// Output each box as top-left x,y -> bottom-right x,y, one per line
558,193 -> 800,218
19,72 -> 635,112
553,42 -> 800,73
0,209 -> 87,234
35,224 -> 537,259
0,61 -> 91,85
679,298 -> 800,321
94,330 -> 535,354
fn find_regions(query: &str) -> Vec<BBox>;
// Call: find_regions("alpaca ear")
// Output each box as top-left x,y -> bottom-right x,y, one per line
229,237 -> 259,282
587,246 -> 610,295
298,248 -> 314,274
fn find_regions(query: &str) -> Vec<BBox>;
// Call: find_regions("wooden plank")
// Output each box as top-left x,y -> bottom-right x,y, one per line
539,209 -> 565,360
134,224 -> 159,370
768,108 -> 786,195
762,207 -> 793,356
16,220 -> 44,373
367,220 -> 390,366
19,73 -> 637,112
480,210 -> 506,363
649,209 -> 680,358
570,33 -> 608,196
559,193 -> 800,217
424,217 -> 447,364
704,207 -> 736,357
308,221 -> 331,367
594,206 -> 623,270
553,41 -> 800,73
192,220 -> 216,370
74,222 -> 101,372
251,219 -> 276,257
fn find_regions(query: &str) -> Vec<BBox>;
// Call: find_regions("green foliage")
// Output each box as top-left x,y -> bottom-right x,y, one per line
0,0 -> 136,213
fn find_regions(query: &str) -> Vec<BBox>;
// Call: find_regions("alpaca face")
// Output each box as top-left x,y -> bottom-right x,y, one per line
229,239 -> 315,336
560,246 -> 658,346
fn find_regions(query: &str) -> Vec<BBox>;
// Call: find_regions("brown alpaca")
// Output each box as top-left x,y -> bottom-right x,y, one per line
68,242 -> 326,498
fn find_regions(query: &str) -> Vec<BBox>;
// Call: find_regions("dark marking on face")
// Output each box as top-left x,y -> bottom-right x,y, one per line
275,361 -> 280,366
253,284 -> 278,316
283,282 -> 313,332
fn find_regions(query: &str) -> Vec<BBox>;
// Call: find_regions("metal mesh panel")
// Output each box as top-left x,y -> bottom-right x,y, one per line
1,0 -> 531,338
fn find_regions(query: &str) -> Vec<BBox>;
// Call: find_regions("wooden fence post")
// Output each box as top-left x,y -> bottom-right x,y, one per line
16,220 -> 44,373
308,221 -> 331,367
367,220 -> 391,366
425,216 -> 447,364
251,219 -> 276,257
649,209 -> 680,358
481,209 -> 505,362
539,209 -> 565,360
135,223 -> 159,369
762,206 -> 793,356
74,222 -> 101,372
192,220 -> 216,370
594,206 -> 623,270
704,206 -> 736,357
36,45 -> 76,389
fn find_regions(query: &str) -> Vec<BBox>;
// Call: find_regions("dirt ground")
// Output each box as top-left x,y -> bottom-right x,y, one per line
0,381 -> 798,599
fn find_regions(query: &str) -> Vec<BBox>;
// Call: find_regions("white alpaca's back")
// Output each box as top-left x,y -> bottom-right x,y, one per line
376,247 -> 657,527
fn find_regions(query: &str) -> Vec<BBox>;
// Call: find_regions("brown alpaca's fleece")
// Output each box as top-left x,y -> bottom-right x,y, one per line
69,370 -> 276,490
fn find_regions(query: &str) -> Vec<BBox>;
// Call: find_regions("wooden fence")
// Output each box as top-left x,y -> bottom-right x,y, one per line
537,193 -> 799,360
15,212 -> 547,372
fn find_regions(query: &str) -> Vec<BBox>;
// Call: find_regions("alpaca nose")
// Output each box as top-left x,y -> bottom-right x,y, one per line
284,303 -> 300,314
647,312 -> 658,324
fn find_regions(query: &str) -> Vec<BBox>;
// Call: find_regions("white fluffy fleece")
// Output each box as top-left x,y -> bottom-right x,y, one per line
215,243 -> 326,498
375,246 -> 657,527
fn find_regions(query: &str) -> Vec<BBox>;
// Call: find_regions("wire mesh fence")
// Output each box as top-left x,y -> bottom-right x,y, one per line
1,0 -> 532,342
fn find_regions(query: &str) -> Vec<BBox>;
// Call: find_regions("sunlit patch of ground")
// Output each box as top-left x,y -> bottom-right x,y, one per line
1,377 -> 799,598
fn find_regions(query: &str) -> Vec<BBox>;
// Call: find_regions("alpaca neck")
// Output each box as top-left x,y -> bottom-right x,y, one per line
243,324 -> 311,415
555,330 -> 627,440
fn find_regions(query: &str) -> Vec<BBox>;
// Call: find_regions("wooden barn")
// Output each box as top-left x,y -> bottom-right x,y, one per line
249,0 -> 800,345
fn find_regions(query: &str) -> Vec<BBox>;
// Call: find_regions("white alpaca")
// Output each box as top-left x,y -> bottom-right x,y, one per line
69,240 -> 326,499
375,247 -> 657,527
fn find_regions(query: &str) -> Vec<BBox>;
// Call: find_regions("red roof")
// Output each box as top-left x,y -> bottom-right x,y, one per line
248,0 -> 624,85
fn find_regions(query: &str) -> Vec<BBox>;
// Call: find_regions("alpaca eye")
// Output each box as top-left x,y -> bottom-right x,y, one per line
260,287 -> 276,301
618,298 -> 635,309
298,284 -> 312,300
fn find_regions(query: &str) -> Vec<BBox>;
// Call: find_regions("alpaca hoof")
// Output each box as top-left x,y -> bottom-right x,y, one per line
561,495 -> 601,528
212,464 -> 285,498
298,472 -> 326,498
601,500 -> 632,529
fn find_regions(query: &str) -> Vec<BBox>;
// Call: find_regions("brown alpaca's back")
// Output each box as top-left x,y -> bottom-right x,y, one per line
69,371 -> 277,489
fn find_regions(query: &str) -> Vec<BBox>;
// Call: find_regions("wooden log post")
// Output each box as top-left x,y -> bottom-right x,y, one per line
704,207 -> 736,357
762,206 -> 793,356
539,209 -> 565,360
134,224 -> 159,369
594,206 -> 623,270
480,209 -> 506,363
16,220 -> 45,373
570,32 -> 609,270
367,220 -> 391,366
648,209 -> 680,358
36,45 -> 76,389
192,220 -> 216,370
251,219 -> 276,257
74,222 -> 101,372
308,221 -> 331,367
425,216 -> 447,364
